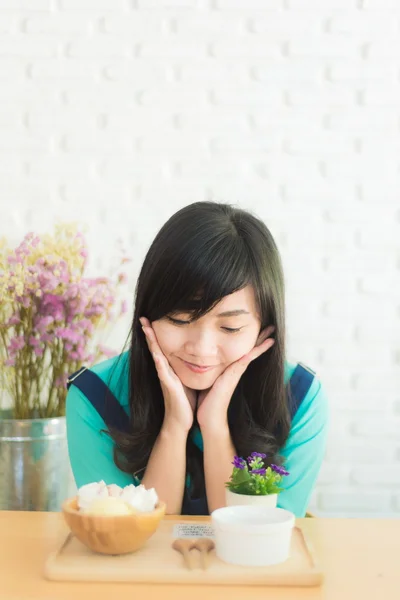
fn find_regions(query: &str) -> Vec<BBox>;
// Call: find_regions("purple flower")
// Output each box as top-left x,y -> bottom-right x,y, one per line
248,452 -> 266,460
247,451 -> 267,467
55,327 -> 82,344
37,270 -> 60,292
41,295 -> 64,321
232,456 -> 246,470
120,299 -> 128,315
251,468 -> 266,476
7,315 -> 20,326
34,316 -> 54,334
55,374 -> 68,387
69,349 -> 85,361
7,255 -> 24,265
8,336 -> 25,354
15,295 -> 30,308
271,464 -> 290,476
78,318 -> 94,334
40,333 -> 53,343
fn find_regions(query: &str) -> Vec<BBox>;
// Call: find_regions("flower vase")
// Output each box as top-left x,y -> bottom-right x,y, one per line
0,415 -> 76,511
225,489 -> 278,508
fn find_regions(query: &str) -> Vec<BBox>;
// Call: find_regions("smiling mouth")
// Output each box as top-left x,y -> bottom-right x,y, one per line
179,358 -> 217,372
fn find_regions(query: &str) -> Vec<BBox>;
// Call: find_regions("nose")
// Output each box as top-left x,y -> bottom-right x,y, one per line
184,327 -> 217,360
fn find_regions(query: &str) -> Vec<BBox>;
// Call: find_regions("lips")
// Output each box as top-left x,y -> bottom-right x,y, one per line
179,358 -> 217,374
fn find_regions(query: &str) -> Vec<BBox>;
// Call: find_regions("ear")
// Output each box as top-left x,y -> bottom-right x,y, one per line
256,325 -> 275,346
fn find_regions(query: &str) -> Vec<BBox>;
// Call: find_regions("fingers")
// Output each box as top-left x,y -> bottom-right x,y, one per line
152,351 -> 172,384
256,325 -> 275,346
233,336 -> 275,373
139,317 -> 178,384
139,316 -> 164,368
248,337 -> 275,362
139,316 -> 161,354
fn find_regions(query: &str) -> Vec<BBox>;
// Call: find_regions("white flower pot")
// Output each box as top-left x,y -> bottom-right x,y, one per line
225,488 -> 278,508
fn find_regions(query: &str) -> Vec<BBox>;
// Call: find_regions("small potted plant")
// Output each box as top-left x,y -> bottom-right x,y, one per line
225,452 -> 289,508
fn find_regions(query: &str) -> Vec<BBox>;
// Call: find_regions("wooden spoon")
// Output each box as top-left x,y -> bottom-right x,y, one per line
172,538 -> 196,570
194,538 -> 215,570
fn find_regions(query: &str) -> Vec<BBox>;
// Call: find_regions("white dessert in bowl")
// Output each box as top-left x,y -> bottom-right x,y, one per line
83,496 -> 135,516
77,480 -> 159,514
62,481 -> 166,554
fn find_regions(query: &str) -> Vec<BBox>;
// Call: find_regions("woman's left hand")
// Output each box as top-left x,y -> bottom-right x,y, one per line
196,326 -> 276,432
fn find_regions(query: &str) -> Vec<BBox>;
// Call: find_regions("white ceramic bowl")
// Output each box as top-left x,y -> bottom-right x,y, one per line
211,505 -> 295,567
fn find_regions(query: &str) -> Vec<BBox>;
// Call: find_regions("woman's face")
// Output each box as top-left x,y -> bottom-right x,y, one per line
151,286 -> 263,390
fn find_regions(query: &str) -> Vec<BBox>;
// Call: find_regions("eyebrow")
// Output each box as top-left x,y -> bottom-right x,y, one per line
216,310 -> 250,317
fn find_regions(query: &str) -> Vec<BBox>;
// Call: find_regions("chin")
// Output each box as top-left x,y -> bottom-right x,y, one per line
177,371 -> 220,390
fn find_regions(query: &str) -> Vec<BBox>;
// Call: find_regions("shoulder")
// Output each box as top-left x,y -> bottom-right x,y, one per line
66,351 -> 130,433
278,361 -> 328,516
66,352 -> 135,489
284,359 -> 329,429
89,350 -> 130,407
66,350 -> 130,427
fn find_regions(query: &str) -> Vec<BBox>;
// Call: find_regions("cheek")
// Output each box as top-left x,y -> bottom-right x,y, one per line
221,332 -> 258,364
151,322 -> 183,356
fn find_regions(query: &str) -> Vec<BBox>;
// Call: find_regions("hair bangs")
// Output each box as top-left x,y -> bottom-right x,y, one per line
153,234 -> 254,321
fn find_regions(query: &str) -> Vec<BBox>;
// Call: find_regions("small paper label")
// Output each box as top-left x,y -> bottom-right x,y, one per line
173,524 -> 215,539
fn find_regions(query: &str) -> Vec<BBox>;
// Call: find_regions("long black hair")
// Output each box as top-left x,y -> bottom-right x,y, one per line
109,202 -> 290,496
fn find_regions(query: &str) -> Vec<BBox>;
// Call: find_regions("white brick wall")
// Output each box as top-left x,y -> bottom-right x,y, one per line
0,1 -> 399,517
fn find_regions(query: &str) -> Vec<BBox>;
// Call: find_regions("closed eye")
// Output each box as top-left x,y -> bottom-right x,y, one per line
166,316 -> 190,325
167,316 -> 243,333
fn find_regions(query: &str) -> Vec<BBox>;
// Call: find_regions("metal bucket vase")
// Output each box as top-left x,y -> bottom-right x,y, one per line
0,416 -> 75,511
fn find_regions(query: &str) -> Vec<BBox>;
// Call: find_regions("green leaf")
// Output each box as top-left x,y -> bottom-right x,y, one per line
231,466 -> 251,485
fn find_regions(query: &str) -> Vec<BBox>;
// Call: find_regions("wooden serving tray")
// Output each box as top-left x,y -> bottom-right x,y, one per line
44,518 -> 323,586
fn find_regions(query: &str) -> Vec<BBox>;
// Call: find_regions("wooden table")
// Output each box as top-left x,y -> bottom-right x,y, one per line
1,511 -> 399,599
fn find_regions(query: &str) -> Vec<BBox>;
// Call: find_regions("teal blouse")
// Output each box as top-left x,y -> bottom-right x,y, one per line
66,351 -> 329,517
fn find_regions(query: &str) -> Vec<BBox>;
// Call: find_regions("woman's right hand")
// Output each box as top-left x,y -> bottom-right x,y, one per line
139,317 -> 196,434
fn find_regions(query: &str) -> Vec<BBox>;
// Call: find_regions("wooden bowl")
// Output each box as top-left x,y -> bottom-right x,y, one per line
62,496 -> 166,555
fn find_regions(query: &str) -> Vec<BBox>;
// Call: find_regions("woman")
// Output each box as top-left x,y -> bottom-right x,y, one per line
66,202 -> 328,517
